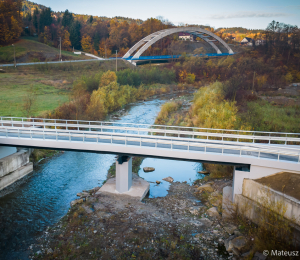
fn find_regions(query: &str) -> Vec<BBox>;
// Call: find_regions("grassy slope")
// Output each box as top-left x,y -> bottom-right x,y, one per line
0,38 -> 92,64
0,60 -> 130,117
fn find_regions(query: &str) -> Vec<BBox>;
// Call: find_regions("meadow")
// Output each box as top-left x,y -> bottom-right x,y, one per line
0,60 -> 128,117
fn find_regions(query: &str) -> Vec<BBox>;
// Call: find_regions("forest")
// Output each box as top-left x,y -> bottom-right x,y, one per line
4,0 -> 299,58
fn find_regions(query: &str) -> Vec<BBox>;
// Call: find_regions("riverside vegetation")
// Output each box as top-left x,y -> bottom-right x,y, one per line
152,81 -> 300,257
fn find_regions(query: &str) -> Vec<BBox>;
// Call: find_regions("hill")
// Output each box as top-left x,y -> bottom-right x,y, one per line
0,37 -> 91,64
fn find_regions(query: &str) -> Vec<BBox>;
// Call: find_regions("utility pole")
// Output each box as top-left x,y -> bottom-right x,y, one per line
59,37 -> 61,61
105,44 -> 106,59
252,71 -> 256,92
12,44 -> 16,67
116,50 -> 118,72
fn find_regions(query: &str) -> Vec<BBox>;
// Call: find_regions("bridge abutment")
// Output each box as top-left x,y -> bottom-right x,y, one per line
232,165 -> 300,202
0,148 -> 33,193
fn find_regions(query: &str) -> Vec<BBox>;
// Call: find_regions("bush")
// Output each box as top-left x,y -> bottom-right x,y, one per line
117,67 -> 176,86
191,82 -> 245,130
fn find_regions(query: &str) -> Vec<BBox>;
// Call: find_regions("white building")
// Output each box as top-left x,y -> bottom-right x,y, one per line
178,32 -> 192,41
241,37 -> 254,46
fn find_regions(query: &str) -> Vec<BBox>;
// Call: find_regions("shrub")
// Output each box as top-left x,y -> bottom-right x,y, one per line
116,67 -> 176,86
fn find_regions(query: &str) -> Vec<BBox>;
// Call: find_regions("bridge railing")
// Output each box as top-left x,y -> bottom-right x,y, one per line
1,116 -> 300,146
0,126 -> 299,164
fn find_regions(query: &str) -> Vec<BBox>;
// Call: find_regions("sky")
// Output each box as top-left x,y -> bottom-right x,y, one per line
34,0 -> 300,29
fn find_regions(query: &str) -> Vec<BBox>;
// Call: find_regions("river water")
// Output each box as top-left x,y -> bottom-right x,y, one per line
0,98 -> 202,259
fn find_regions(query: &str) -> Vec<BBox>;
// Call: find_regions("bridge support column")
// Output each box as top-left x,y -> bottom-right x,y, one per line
97,155 -> 149,200
116,155 -> 132,193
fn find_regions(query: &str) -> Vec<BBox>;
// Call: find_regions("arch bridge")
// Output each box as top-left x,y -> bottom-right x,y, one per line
123,27 -> 234,62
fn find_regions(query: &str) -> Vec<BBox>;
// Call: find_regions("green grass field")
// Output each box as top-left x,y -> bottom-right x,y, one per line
0,38 -> 91,63
0,60 -> 130,117
0,76 -> 69,117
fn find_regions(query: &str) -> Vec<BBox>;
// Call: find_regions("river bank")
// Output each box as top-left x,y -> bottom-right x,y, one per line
30,177 -> 243,260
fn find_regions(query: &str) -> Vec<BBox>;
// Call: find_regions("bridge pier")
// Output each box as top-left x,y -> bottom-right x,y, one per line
116,155 -> 132,193
97,155 -> 150,200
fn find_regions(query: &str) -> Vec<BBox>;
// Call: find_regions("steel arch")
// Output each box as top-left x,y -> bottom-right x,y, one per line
123,27 -> 233,59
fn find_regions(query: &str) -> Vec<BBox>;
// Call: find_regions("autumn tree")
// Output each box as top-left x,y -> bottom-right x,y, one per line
62,30 -> 71,50
0,0 -> 23,45
128,22 -> 142,44
99,70 -> 117,87
81,35 -> 93,52
40,25 -> 51,45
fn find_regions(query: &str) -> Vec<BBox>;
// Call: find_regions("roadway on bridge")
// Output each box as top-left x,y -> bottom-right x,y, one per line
0,117 -> 299,168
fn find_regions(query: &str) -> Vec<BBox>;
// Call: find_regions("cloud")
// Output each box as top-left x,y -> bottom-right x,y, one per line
286,5 -> 300,9
208,12 -> 292,19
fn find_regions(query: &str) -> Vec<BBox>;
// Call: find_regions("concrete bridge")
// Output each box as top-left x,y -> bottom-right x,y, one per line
0,117 -> 299,200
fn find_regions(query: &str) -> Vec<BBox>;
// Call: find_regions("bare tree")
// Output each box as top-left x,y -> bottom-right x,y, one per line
22,86 -> 37,117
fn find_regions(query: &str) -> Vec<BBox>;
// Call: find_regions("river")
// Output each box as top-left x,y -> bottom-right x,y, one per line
0,97 -> 203,259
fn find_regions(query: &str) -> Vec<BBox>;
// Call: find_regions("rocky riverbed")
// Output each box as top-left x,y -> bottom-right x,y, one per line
28,176 -> 261,260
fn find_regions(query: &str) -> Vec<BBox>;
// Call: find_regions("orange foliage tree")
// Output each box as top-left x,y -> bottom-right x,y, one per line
81,35 -> 93,53
0,0 -> 22,45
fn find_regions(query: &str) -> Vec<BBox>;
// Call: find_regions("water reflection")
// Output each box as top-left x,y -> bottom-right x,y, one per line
139,158 -> 203,198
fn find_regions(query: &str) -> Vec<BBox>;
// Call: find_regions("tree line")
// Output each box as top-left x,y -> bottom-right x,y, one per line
20,1 -> 175,57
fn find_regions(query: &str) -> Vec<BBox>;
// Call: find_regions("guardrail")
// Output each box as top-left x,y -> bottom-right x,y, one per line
0,126 -> 299,164
1,116 -> 300,145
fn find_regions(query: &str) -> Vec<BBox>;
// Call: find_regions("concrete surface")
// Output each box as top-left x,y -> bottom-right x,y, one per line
0,149 -> 30,178
233,165 -> 300,201
97,173 -> 150,201
222,186 -> 235,219
116,156 -> 132,193
0,163 -> 33,190
241,178 -> 300,226
235,193 -> 300,247
0,149 -> 33,191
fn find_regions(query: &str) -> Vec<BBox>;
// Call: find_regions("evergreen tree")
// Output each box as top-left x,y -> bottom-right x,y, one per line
70,20 -> 81,50
62,9 -> 73,28
93,32 -> 100,51
39,8 -> 52,33
33,7 -> 39,32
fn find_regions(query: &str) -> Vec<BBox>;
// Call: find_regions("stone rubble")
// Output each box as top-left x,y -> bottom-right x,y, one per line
30,177 -> 263,259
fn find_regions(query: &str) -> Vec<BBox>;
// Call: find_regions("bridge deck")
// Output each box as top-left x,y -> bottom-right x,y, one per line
0,117 -> 299,171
